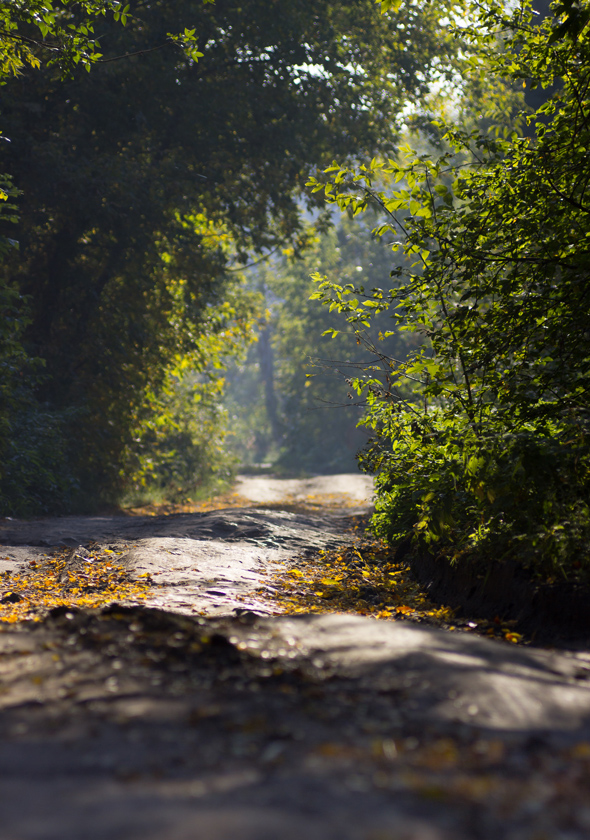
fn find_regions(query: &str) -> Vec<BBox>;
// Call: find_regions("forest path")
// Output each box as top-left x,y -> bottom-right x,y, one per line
0,473 -> 374,618
1,476 -> 590,838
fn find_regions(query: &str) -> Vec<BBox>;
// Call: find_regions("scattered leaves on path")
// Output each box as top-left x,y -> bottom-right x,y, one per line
258,535 -> 525,643
125,492 -> 254,516
258,538 -> 453,623
0,546 -> 151,623
124,491 -> 366,517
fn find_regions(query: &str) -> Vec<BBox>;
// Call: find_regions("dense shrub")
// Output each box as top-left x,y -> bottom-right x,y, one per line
310,0 -> 590,580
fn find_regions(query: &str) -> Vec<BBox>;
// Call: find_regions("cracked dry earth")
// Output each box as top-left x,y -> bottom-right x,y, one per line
1,476 -> 590,839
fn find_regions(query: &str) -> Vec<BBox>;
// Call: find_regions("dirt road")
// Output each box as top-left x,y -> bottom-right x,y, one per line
1,476 -> 590,839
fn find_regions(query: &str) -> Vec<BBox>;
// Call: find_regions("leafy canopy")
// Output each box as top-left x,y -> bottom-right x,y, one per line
0,1 -> 203,79
0,0 -> 467,511
0,0 -> 204,513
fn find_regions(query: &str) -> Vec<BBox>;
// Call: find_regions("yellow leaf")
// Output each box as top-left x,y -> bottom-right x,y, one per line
571,742 -> 590,759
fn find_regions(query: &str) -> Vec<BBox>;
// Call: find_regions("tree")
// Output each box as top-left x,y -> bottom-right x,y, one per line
0,0 -> 465,510
0,0 -> 141,514
309,0 -> 590,580
0,1 -> 204,81
224,213 -> 417,473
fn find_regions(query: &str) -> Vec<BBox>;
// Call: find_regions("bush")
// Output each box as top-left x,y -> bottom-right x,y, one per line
309,0 -> 590,581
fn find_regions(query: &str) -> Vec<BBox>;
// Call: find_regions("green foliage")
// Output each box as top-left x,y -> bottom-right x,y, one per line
0,401 -> 79,517
122,285 -> 259,504
123,372 -> 237,505
271,222 -> 385,473
0,260 -> 78,516
309,0 -> 590,580
1,1 -> 125,78
0,1 -> 202,79
0,0 -> 466,510
224,214 -> 417,473
0,177 -> 77,516
0,1 -> 207,514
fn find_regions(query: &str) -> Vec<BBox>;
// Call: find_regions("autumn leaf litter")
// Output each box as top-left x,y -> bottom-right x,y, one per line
256,522 -> 523,645
0,544 -> 151,623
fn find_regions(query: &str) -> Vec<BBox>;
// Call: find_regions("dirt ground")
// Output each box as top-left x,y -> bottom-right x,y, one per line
1,475 -> 590,840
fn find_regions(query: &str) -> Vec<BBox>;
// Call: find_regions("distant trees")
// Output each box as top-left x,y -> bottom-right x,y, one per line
224,214 -> 417,474
310,0 -> 590,580
0,0 -> 464,512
